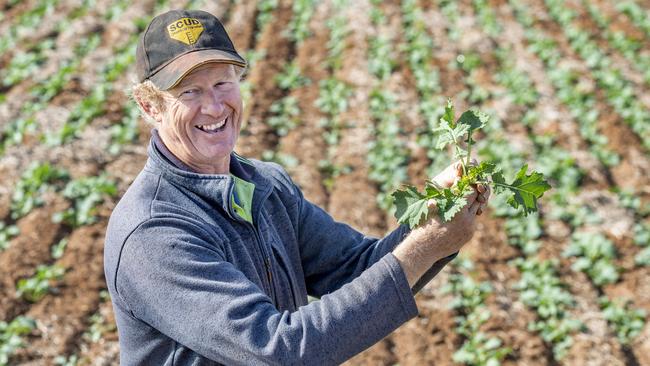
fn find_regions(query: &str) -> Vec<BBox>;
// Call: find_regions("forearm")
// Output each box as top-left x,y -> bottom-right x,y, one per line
393,227 -> 448,288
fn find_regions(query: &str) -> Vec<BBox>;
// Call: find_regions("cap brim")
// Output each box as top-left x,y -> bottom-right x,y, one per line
148,49 -> 247,90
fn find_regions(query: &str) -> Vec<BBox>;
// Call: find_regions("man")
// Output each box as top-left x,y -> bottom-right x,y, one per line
104,9 -> 489,365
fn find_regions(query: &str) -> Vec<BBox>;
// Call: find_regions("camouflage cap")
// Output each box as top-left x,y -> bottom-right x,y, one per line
136,9 -> 246,90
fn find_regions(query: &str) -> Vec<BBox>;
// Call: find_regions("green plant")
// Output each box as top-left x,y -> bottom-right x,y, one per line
564,232 -> 619,286
393,101 -> 550,227
444,265 -> 511,365
16,264 -> 65,302
11,162 -> 69,219
109,102 -> 141,155
599,297 -> 646,344
0,316 -> 36,366
54,355 -> 79,366
51,238 -> 69,260
0,222 -> 20,252
83,312 -> 116,343
513,258 -> 581,359
285,0 -> 316,44
53,175 -> 117,227
275,62 -> 310,90
268,96 -> 301,136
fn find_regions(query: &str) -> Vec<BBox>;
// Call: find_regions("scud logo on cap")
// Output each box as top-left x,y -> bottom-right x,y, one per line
167,18 -> 204,45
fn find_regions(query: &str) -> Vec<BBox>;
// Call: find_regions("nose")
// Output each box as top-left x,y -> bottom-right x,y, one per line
200,89 -> 226,117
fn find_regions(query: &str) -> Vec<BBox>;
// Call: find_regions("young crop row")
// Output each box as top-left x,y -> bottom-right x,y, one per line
543,0 -> 650,151
584,1 -> 650,86
401,0 -> 446,177
616,0 -> 650,39
366,0 -> 408,212
426,4 -> 515,362
444,260 -> 510,365
43,0 -> 200,149
43,39 -> 136,147
260,0 -> 316,167
314,0 -> 353,193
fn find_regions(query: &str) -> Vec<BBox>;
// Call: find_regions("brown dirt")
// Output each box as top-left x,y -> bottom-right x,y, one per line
276,1 -> 331,208
0,196 -> 68,321
236,0 -> 295,158
327,0 -> 386,237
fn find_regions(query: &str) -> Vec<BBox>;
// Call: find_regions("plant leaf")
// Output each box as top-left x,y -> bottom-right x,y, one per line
442,99 -> 455,126
457,109 -> 489,132
392,185 -> 430,228
505,164 -> 552,215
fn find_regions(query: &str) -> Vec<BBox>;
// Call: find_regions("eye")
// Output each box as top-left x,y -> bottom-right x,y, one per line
181,88 -> 199,96
215,81 -> 230,88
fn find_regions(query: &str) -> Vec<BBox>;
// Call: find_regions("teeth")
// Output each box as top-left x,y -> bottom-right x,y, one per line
197,118 -> 227,131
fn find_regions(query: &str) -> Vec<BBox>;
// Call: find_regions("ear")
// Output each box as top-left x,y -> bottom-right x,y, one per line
135,95 -> 164,123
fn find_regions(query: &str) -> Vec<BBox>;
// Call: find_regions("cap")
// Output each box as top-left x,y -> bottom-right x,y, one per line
136,9 -> 247,90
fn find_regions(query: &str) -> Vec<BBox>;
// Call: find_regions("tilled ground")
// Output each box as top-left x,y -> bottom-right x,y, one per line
0,0 -> 648,365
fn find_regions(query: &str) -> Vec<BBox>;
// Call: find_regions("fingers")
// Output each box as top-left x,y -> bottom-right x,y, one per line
468,198 -> 481,215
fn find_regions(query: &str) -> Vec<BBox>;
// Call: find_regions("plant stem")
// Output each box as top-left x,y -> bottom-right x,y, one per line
466,129 -> 473,170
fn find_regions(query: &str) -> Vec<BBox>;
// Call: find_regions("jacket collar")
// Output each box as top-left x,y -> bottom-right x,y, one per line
146,129 -> 270,222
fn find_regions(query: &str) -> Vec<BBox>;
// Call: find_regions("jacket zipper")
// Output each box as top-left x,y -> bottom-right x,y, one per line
227,181 -> 276,304
248,221 -> 276,304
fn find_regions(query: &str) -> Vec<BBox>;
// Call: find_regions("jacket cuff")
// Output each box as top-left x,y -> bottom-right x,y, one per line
412,252 -> 458,294
381,253 -> 418,319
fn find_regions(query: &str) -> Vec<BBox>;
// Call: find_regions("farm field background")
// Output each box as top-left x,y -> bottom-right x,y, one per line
0,0 -> 649,364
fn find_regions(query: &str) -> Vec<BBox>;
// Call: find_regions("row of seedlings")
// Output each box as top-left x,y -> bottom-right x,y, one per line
401,0 -> 447,177
262,0 -> 316,166
616,0 -> 650,39
480,101 -> 584,360
366,0 -> 409,213
314,0 -> 353,193
0,0 -> 111,154
430,2 -> 515,363
583,1 -> 650,86
444,259 -> 511,365
236,0 -> 280,122
542,0 -> 650,151
499,1 -> 648,355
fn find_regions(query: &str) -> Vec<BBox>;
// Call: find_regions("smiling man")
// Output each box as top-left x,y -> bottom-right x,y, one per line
104,9 -> 489,366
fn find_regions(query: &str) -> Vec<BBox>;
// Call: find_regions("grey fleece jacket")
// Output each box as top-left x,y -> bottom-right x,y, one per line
104,133 -> 452,365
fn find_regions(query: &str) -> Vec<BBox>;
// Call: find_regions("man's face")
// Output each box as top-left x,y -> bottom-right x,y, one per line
158,63 -> 242,174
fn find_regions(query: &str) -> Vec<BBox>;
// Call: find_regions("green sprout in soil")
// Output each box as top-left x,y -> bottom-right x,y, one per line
393,100 -> 551,228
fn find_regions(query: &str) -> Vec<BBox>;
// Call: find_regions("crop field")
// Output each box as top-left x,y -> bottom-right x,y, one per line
0,0 -> 649,364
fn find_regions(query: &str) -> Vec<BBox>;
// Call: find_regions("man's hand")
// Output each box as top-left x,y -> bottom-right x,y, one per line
432,160 -> 491,215
393,160 -> 491,287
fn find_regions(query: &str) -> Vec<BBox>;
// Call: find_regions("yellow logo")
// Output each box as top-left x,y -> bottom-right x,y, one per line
167,18 -> 204,45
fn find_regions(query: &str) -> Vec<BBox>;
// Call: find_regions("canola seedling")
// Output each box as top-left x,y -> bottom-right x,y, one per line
392,100 -> 551,228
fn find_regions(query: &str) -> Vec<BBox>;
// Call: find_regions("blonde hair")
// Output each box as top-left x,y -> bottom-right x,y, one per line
131,64 -> 245,126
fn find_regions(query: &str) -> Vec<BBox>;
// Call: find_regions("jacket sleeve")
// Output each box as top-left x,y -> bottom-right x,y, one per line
115,216 -> 418,365
293,185 -> 457,297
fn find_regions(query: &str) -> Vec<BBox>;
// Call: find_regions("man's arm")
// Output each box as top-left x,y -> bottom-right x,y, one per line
115,217 -> 418,365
